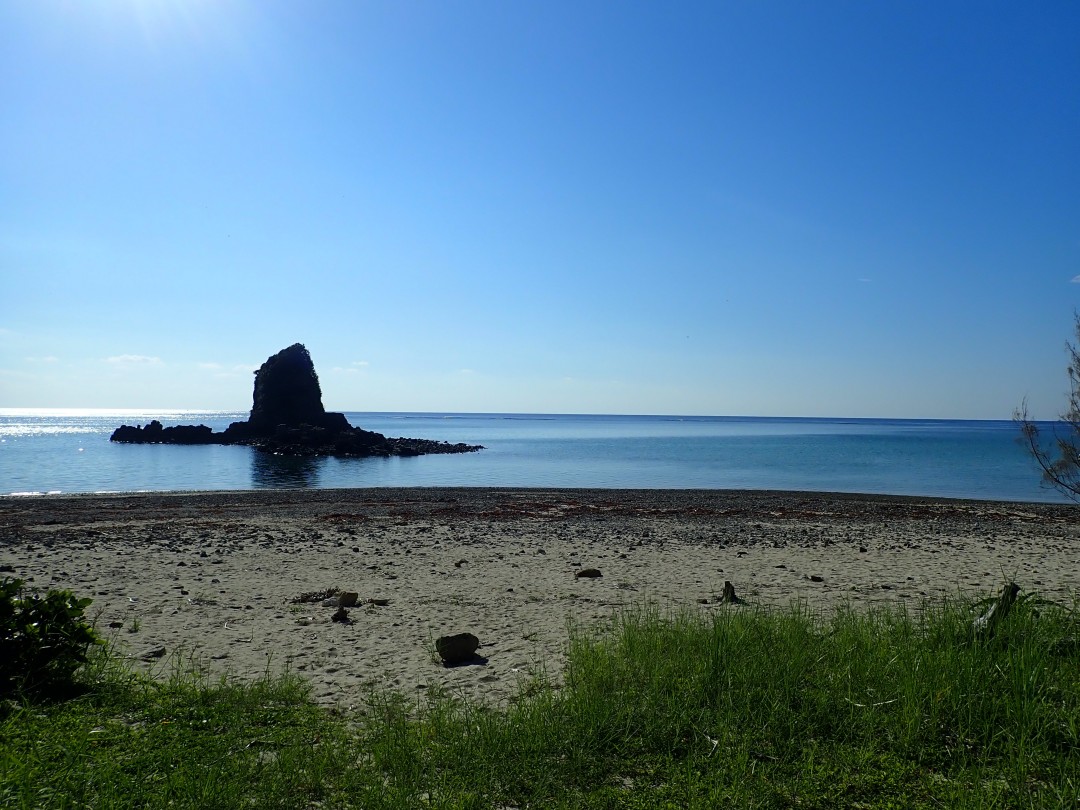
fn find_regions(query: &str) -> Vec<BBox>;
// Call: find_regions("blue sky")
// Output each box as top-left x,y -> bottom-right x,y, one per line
2,1 -> 1078,418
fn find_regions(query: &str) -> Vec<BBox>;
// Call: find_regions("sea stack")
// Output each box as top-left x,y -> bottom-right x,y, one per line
220,343 -> 352,442
250,343 -> 339,429
111,343 -> 483,459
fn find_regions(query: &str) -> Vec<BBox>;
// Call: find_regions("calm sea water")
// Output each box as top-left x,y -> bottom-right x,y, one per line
0,409 -> 1068,503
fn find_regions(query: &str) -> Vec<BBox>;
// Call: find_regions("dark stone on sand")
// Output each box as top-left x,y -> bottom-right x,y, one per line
111,343 -> 483,459
720,580 -> 739,604
575,568 -> 602,578
331,606 -> 350,623
435,632 -> 480,666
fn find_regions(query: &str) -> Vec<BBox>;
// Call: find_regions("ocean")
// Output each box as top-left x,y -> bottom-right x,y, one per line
0,409 -> 1069,502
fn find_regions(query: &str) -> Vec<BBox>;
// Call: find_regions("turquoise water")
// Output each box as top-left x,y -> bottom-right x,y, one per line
0,409 -> 1068,502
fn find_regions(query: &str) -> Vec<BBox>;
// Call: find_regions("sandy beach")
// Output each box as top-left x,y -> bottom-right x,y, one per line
1,488 -> 1077,710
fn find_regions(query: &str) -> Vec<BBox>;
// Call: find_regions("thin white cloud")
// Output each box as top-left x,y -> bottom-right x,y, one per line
25,355 -> 59,363
331,361 -> 370,375
198,362 -> 256,376
105,354 -> 163,366
1072,275 -> 1080,283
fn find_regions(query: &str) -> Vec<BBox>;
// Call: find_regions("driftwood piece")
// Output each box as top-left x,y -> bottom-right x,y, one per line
972,582 -> 1020,640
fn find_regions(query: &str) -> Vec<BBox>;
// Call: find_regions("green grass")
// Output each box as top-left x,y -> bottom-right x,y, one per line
3,594 -> 1079,808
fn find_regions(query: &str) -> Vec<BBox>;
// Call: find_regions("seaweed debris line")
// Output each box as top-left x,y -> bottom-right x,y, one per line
110,343 -> 483,459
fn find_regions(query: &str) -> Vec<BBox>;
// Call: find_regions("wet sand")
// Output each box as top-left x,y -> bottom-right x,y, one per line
1,488 -> 1077,709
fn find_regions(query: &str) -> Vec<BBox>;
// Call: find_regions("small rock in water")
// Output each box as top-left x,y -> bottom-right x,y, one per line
435,632 -> 480,666
575,568 -> 602,578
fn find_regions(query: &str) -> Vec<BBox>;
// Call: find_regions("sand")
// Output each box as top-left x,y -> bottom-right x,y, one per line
1,488 -> 1077,710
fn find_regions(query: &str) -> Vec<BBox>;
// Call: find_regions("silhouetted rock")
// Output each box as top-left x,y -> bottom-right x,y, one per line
251,344 -> 325,429
111,343 -> 483,459
221,344 -> 353,442
110,421 -> 215,445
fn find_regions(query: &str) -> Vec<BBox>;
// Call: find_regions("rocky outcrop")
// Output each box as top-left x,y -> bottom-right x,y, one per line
110,343 -> 483,459
224,344 -> 351,439
250,344 -> 329,430
110,421 -> 215,445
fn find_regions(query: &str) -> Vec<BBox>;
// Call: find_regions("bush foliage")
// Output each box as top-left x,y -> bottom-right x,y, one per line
0,577 -> 100,699
1016,312 -> 1080,500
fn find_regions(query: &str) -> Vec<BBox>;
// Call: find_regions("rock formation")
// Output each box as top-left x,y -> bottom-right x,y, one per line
111,343 -> 483,459
110,421 -> 215,445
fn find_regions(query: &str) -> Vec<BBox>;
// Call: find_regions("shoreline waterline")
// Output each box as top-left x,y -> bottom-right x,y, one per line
2,484 -> 1076,509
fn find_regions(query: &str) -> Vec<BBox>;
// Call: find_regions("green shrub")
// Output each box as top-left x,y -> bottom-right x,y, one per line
0,577 -> 101,700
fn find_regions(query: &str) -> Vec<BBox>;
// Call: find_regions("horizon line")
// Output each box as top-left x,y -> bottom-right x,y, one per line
0,407 -> 1039,423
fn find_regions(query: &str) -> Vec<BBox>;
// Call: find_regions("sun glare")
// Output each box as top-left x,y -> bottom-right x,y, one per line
124,0 -> 209,42
71,0 -> 243,55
